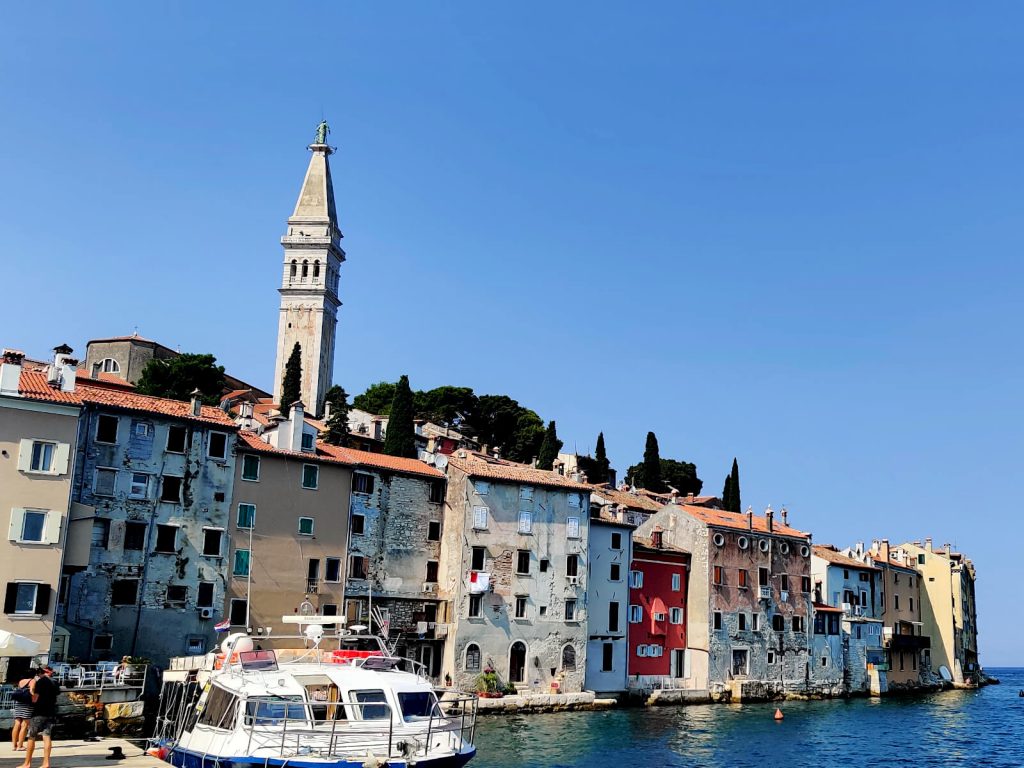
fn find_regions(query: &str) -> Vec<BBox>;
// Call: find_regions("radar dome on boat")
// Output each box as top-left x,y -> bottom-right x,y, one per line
221,633 -> 254,655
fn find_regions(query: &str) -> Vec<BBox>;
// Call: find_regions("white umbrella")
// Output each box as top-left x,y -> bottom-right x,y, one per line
0,630 -> 41,656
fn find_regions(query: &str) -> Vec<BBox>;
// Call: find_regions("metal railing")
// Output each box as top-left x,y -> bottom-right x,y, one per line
51,662 -> 148,691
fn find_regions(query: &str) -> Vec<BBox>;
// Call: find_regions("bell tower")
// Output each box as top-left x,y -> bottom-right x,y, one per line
272,122 -> 344,417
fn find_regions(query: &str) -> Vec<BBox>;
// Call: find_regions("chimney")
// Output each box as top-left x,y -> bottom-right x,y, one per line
480,444 -> 489,458
323,401 -> 332,422
289,402 -> 305,451
0,349 -> 25,396
765,505 -> 774,533
531,457 -> 539,468
190,389 -> 203,417
925,537 -> 933,552
780,507 -> 788,526
881,539 -> 890,563
493,446 -> 501,459
671,489 -> 679,504
746,507 -> 753,531
944,543 -> 952,557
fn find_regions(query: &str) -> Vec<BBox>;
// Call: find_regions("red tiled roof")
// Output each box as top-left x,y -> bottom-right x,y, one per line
16,370 -> 82,404
813,602 -> 844,613
319,442 -> 444,479
589,485 -> 662,513
236,430 -> 351,467
447,453 -> 592,491
88,334 -> 159,344
676,504 -> 811,540
74,369 -> 135,389
812,545 -> 881,571
868,555 -> 917,573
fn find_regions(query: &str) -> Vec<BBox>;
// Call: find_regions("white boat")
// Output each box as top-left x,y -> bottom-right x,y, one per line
150,618 -> 478,768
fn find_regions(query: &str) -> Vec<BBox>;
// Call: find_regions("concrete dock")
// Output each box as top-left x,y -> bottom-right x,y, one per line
0,738 -> 163,768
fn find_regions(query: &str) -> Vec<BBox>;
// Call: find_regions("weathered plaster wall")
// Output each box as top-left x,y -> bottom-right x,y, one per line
584,520 -> 631,693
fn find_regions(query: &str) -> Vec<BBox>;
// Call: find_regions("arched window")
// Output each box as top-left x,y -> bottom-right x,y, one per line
290,260 -> 297,278
464,643 -> 481,672
302,260 -> 309,278
561,644 -> 576,672
100,358 -> 120,373
313,260 -> 320,278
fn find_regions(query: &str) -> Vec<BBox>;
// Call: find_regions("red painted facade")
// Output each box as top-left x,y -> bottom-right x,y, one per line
628,543 -> 689,676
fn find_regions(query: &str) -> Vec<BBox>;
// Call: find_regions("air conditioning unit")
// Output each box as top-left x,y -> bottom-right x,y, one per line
199,607 -> 214,619
422,582 -> 437,593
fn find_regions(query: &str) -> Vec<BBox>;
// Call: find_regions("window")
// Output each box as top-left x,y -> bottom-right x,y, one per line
232,548 -> 251,577
134,421 -> 152,438
734,569 -> 748,589
772,614 -> 785,632
468,594 -> 482,618
792,616 -> 805,632
4,583 -> 50,615
908,577 -> 914,588
602,642 -> 614,671
301,432 -> 315,452
539,605 -> 548,616
780,574 -> 789,591
298,517 -> 315,536
814,613 -> 826,635
241,454 -> 260,481
611,532 -> 622,549
351,513 -> 365,535
566,516 -> 580,539
302,465 -> 319,489
111,579 -> 139,606
124,521 -> 147,550
425,560 -> 439,582
516,550 -> 531,575
565,599 -> 577,621
894,594 -> 900,610
474,480 -> 489,495
731,649 -> 749,676
166,425 -> 187,454
519,485 -> 534,501
518,510 -> 532,534
801,575 -> 811,593
92,519 -> 110,548
95,468 -> 117,497
16,510 -> 47,543
751,614 -> 759,631
203,529 -> 223,556
670,607 -> 683,625
713,566 -> 724,585
768,649 -> 777,665
910,597 -> 915,612
609,601 -> 620,631
237,503 -> 255,529
713,611 -> 722,630
128,472 -> 149,499
759,567 -> 769,586
93,634 -> 113,651
513,595 -> 528,619
349,556 -> 367,580
353,473 -> 375,495
859,572 -> 869,582
540,558 -> 549,573
429,481 -> 445,503
628,604 -> 643,624
30,441 -> 55,472
229,598 -> 248,626
637,645 -> 648,657
610,563 -> 621,581
166,585 -> 187,605
427,521 -> 441,541
473,506 -> 488,529
566,554 -> 579,578
161,476 -> 182,503
208,431 -> 228,459
471,546 -> 486,571
100,358 -> 120,373
629,570 -> 643,588
155,524 -> 177,552
843,569 -> 849,579
561,645 -> 576,672
324,557 -> 342,582
197,582 -> 214,608
96,414 -> 119,443
465,644 -> 481,671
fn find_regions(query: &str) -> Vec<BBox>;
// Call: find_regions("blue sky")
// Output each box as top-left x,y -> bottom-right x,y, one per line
2,4 -> 1020,664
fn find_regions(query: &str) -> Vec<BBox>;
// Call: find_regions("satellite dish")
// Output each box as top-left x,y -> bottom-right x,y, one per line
434,454 -> 449,470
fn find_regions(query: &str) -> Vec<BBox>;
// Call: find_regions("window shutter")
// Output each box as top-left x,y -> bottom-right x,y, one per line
35,584 -> 51,615
4,583 -> 18,613
566,517 -> 579,539
43,512 -> 62,545
8,508 -> 25,541
519,511 -> 532,534
17,440 -> 33,472
473,506 -> 488,529
53,443 -> 71,475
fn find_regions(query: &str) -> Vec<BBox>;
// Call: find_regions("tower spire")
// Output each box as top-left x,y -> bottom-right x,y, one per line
272,124 -> 346,418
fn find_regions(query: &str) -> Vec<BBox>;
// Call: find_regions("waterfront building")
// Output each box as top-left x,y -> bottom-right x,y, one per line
59,384 -> 238,664
272,125 -> 345,417
0,348 -> 80,673
897,539 -> 980,685
440,452 -> 592,693
809,602 -> 844,694
635,504 -> 813,700
626,531 -> 691,691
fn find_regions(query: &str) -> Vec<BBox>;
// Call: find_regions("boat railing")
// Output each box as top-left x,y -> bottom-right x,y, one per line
50,662 -> 148,691
238,691 -> 478,761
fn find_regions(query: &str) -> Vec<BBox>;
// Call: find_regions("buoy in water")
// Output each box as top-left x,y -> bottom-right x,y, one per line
774,708 -> 784,720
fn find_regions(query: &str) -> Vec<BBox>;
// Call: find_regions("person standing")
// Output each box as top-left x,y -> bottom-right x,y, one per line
19,666 -> 59,768
10,671 -> 35,750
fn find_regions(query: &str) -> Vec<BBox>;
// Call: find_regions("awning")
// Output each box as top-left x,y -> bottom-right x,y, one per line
0,630 -> 41,657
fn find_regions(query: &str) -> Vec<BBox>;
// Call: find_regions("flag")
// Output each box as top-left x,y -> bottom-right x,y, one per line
214,618 -> 231,632
468,571 -> 490,594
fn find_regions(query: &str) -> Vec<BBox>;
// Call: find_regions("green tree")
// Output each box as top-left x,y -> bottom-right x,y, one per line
135,353 -> 226,405
352,380 -> 396,415
594,432 -> 610,483
627,457 -> 702,497
383,375 -> 417,458
416,386 -> 477,427
722,473 -> 734,511
280,342 -> 302,409
536,420 -> 563,469
641,432 -> 664,492
727,457 -> 741,512
322,386 -> 351,447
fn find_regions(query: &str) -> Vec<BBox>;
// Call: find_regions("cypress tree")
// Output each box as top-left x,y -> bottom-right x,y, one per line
536,420 -> 562,470
323,386 -> 351,447
594,432 -> 610,484
729,457 -> 741,513
722,474 -> 734,511
641,431 -> 664,492
383,375 -> 417,458
280,342 -> 303,410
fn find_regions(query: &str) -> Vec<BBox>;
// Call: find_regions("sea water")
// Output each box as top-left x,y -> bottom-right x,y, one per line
472,668 -> 1024,767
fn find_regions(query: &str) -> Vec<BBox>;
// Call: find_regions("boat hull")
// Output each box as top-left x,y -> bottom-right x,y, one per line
167,746 -> 476,768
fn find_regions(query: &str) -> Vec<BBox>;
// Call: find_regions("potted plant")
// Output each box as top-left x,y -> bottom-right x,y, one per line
476,669 -> 503,698
125,656 -> 150,676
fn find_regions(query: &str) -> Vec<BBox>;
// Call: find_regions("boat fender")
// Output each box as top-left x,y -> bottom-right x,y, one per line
362,753 -> 387,768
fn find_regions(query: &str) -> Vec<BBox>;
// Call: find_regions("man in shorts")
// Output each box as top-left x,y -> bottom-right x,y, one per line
19,666 -> 59,768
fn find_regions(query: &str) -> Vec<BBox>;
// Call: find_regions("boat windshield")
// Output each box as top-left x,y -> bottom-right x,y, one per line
350,689 -> 390,720
244,695 -> 306,725
398,691 -> 441,722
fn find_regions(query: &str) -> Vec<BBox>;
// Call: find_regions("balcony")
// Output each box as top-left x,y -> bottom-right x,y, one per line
306,579 -> 320,594
758,586 -> 771,600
